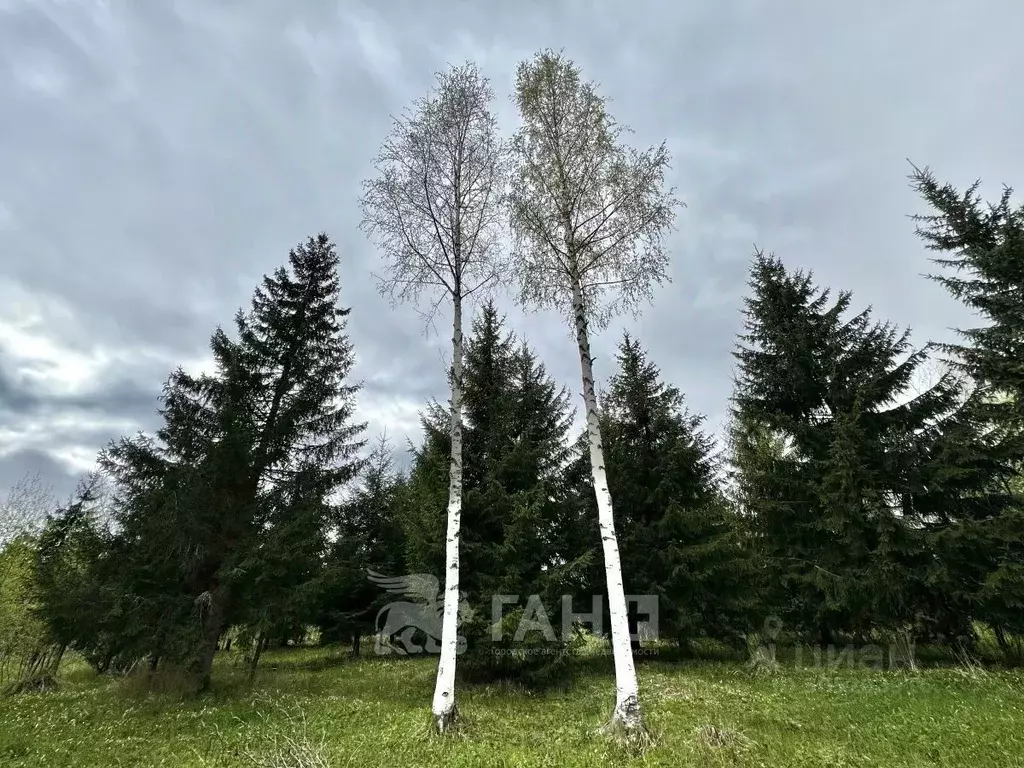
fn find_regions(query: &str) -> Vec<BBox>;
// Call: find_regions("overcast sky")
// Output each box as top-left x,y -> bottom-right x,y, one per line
1,0 -> 1021,502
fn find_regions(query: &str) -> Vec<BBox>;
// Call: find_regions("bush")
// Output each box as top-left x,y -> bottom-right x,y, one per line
0,537 -> 59,688
456,606 -> 580,690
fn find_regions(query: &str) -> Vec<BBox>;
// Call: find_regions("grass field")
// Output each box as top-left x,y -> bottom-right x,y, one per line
1,645 -> 1023,767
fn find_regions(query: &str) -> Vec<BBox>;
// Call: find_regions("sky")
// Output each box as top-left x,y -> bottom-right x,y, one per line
1,0 -> 1022,502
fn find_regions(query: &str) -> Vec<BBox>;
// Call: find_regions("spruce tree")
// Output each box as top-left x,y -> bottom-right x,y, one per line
315,434 -> 406,654
100,233 -> 365,688
910,166 -> 1024,424
401,403 -> 455,582
458,303 -> 519,603
500,341 -> 580,595
401,303 -> 580,685
731,251 -> 959,642
905,397 -> 1024,648
909,168 -> 1024,652
32,475 -> 110,673
573,335 -> 755,652
97,436 -> 216,673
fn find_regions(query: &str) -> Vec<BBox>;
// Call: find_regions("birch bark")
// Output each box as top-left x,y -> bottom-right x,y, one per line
570,275 -> 642,728
360,62 -> 511,733
431,298 -> 464,730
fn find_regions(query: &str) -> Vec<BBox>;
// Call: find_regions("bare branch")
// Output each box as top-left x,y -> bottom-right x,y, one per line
0,472 -> 56,547
359,62 -> 510,317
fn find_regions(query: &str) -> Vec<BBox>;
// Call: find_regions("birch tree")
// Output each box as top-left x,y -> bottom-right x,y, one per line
508,50 -> 679,743
0,472 -> 55,549
359,62 -> 507,733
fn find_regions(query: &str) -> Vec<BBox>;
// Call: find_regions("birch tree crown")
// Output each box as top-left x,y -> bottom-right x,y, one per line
508,50 -> 682,331
359,62 -> 510,319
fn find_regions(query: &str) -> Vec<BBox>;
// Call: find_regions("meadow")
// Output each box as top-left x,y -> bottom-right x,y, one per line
2,643 -> 1022,767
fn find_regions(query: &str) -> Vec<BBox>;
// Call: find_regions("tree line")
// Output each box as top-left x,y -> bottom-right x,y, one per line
0,50 -> 1021,745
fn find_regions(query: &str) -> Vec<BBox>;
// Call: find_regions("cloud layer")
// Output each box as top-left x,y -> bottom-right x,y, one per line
2,0 -> 1022,499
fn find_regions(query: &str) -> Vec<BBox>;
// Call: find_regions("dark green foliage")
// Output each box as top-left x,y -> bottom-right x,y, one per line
571,334 -> 756,651
91,451 -> 203,673
909,166 -> 1024,423
731,251 -> 961,641
93,233 -> 365,687
16,164 -> 1024,692
401,303 -> 581,686
315,434 -> 406,650
32,476 -> 109,662
399,403 -> 452,583
910,167 -> 1024,647
906,396 -> 1024,645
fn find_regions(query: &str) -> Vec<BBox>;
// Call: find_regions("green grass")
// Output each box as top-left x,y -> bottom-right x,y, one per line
1,645 -> 1023,767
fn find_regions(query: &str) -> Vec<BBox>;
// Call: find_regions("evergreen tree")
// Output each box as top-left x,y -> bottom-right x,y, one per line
458,303 -> 519,602
564,336 -> 754,652
501,341 -> 583,596
401,303 -> 581,686
32,475 -> 109,672
95,437 -> 211,674
401,403 -> 454,582
909,168 -> 1024,652
910,166 -> 1024,425
99,233 -> 365,688
904,397 -> 1024,648
591,334 -> 756,651
731,251 -> 959,642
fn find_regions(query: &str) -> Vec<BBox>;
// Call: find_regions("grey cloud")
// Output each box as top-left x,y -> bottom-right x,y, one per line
0,448 -> 77,503
1,0 -> 1022,497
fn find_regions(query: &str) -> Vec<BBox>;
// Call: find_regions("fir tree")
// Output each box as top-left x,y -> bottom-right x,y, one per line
315,433 -> 406,654
459,303 -> 519,602
32,475 -> 109,673
906,397 -> 1024,648
909,167 -> 1024,652
100,233 -> 365,688
401,303 -> 580,686
577,334 -> 755,652
731,250 -> 959,641
401,402 -> 455,582
910,165 -> 1024,425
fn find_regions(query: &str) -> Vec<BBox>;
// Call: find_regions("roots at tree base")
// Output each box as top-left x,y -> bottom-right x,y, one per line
430,702 -> 459,735
599,695 -> 654,751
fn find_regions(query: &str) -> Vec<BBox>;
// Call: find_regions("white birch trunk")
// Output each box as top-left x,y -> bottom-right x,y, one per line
431,296 -> 464,731
570,276 -> 644,731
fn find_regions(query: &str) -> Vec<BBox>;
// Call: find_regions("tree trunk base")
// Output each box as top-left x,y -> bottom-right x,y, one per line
599,696 -> 653,752
188,587 -> 227,693
430,703 -> 459,735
